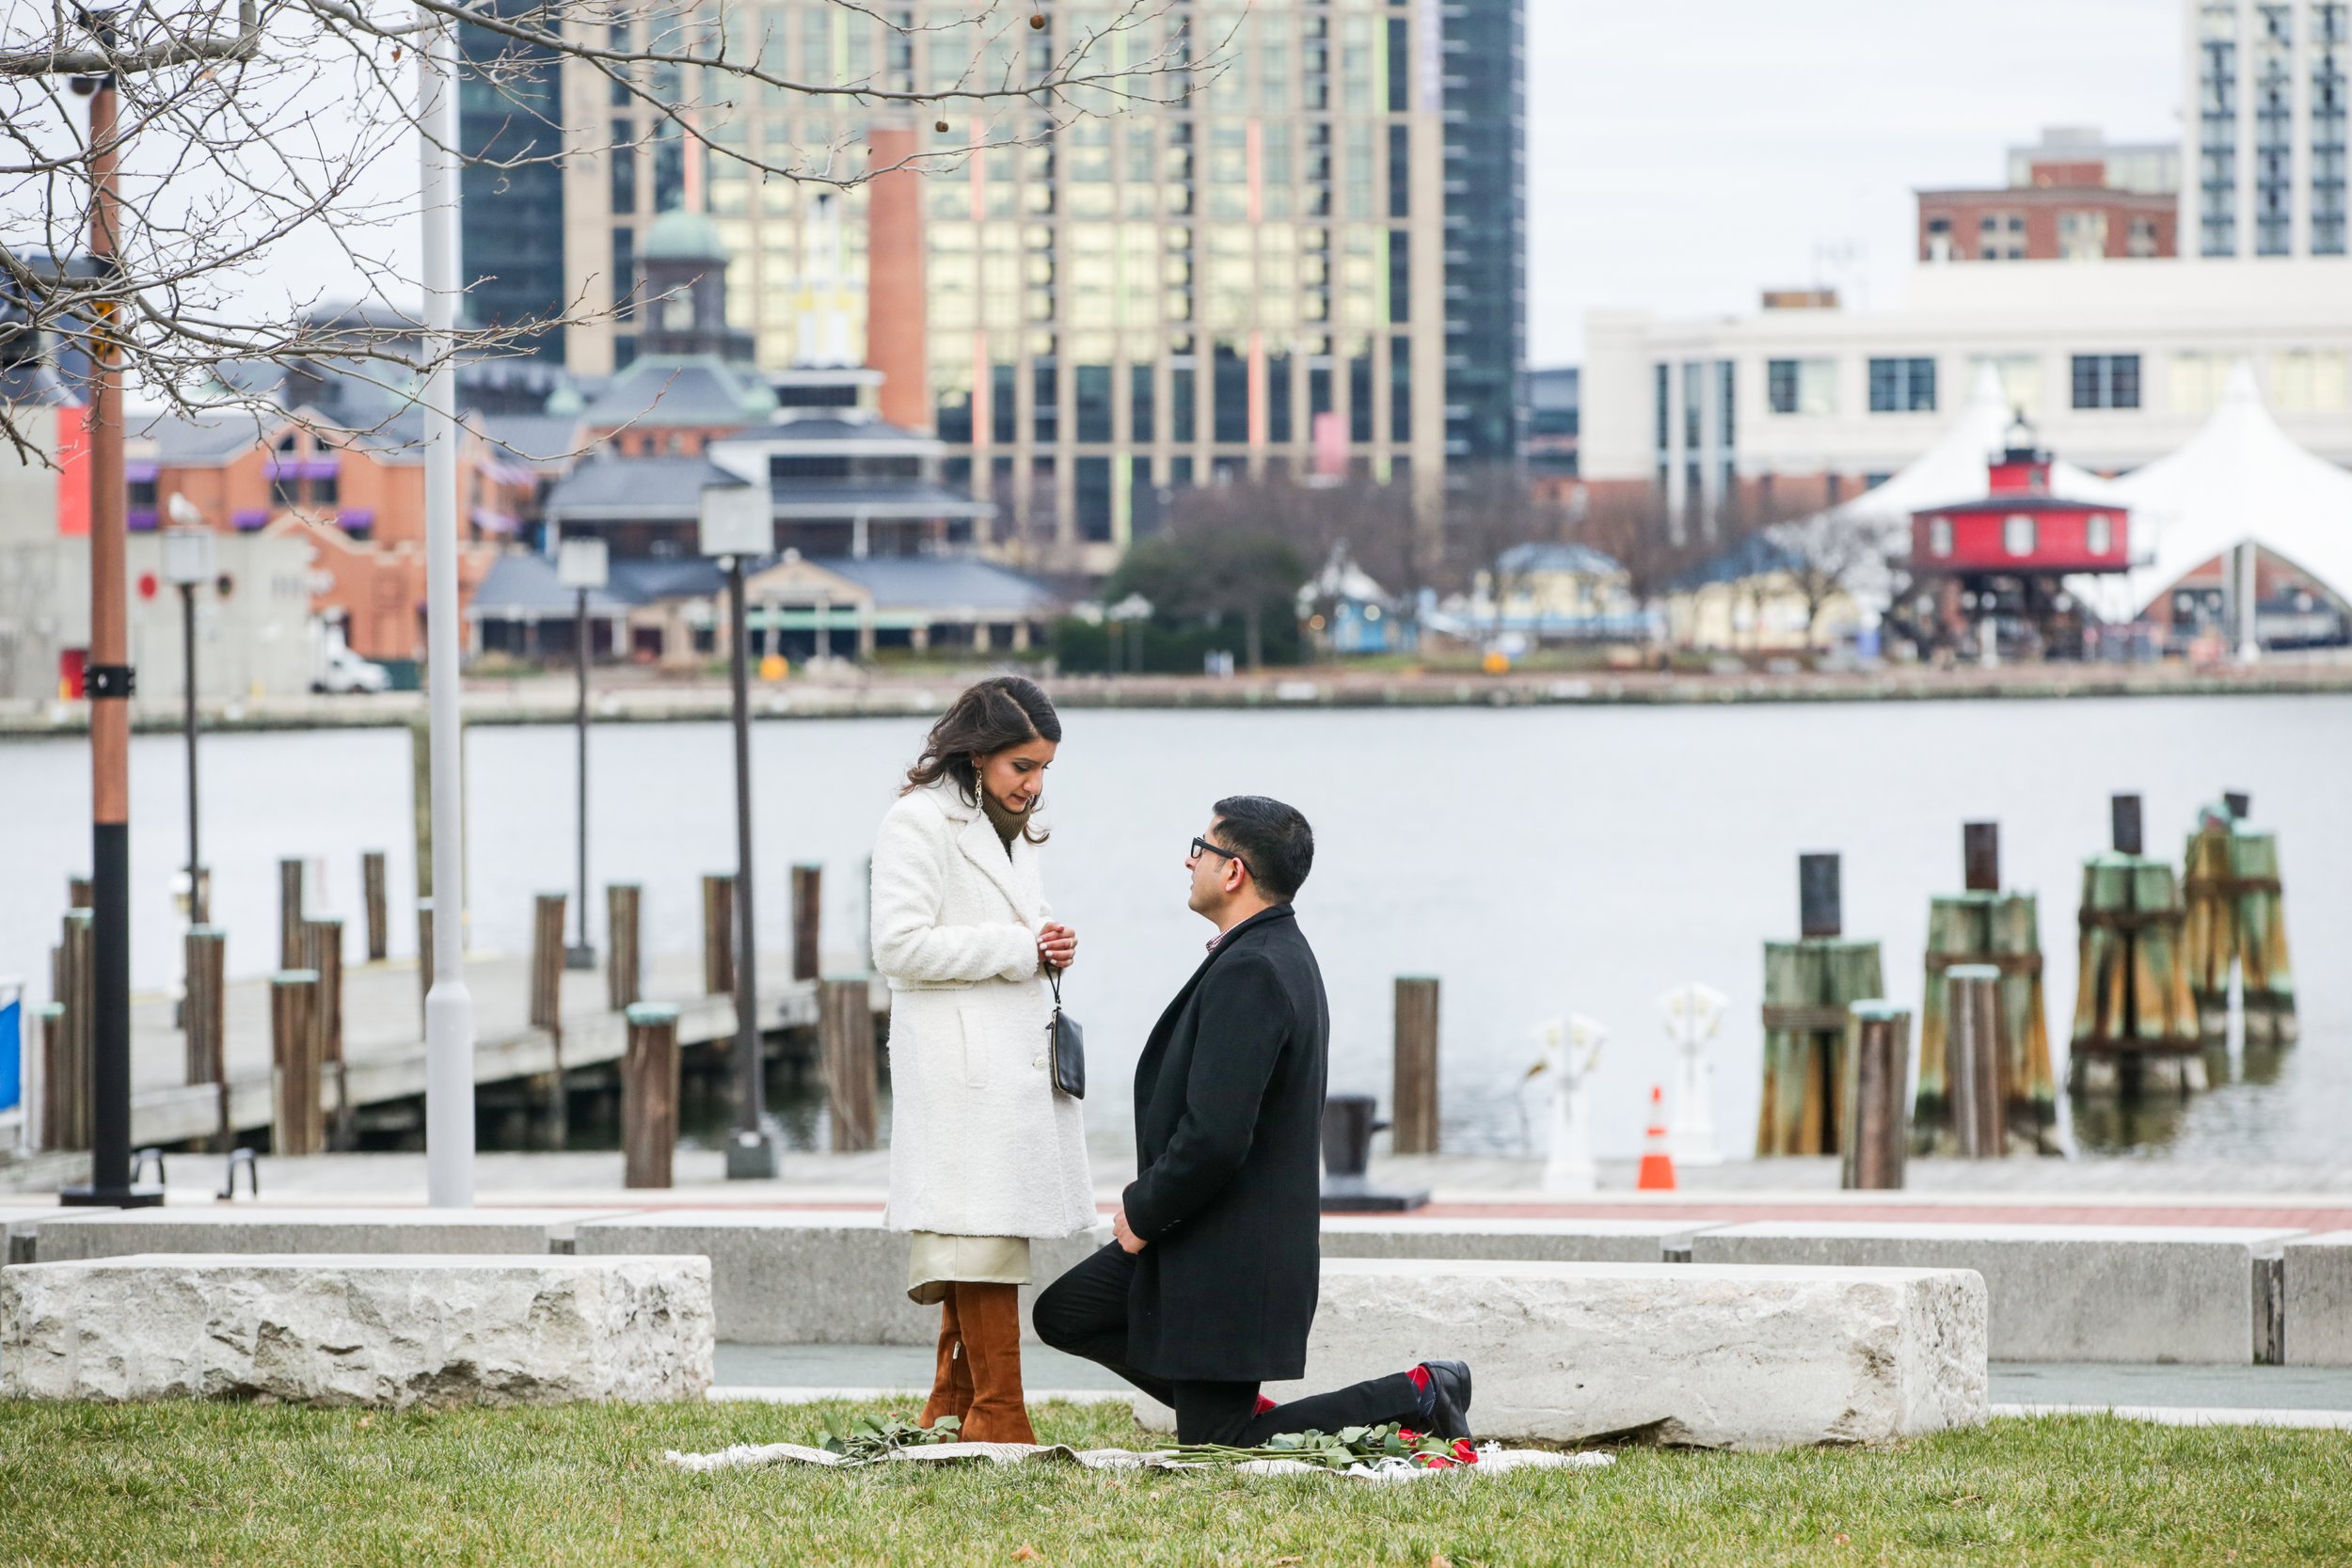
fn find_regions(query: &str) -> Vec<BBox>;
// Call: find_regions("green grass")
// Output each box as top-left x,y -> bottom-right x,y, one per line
2,1398 -> 2347,1566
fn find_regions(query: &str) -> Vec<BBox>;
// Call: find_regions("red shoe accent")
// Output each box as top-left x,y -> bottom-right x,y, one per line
1254,1396 -> 1277,1416
1407,1365 -> 1432,1392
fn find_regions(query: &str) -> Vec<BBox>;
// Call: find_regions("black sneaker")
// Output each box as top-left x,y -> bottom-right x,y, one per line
1421,1359 -> 1473,1441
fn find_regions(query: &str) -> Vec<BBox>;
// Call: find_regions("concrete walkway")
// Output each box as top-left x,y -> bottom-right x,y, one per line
19,1146 -> 2352,1226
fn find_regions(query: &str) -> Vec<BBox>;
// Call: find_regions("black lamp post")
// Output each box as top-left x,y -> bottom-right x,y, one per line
160,506 -> 214,927
700,479 -> 779,1180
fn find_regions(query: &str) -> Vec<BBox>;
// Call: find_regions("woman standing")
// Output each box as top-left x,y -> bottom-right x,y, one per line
871,675 -> 1093,1443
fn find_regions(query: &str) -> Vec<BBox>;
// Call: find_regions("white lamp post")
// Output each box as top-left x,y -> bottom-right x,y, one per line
555,537 -> 610,969
701,481 -> 779,1180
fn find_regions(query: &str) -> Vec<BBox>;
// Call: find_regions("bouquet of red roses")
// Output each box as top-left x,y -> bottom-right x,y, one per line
1170,1421 -> 1480,1473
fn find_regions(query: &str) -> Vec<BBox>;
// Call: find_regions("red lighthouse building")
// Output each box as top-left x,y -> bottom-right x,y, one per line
1907,417 -> 2132,659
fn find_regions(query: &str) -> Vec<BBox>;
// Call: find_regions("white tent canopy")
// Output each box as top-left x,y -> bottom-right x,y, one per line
2073,359 -> 2352,622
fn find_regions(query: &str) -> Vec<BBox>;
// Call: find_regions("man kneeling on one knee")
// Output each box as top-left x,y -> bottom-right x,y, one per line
1034,795 -> 1473,1447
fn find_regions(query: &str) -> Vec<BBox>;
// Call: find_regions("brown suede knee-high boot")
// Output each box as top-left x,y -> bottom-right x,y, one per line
953,1282 -> 1037,1445
918,1293 -> 975,1430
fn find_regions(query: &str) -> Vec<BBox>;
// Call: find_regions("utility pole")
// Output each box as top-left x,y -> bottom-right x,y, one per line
62,63 -> 159,1208
419,14 -> 476,1207
162,512 -> 215,927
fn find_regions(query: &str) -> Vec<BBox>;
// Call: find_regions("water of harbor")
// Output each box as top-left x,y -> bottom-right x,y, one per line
5,694 -> 2346,1162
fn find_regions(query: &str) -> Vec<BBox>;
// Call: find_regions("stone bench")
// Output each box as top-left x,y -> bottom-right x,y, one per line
1320,1215 -> 1706,1264
0,1254 -> 712,1407
1691,1222 -> 2304,1364
572,1210 -> 1110,1345
2283,1230 -> 2352,1366
1140,1258 -> 1987,1449
19,1207 -> 620,1264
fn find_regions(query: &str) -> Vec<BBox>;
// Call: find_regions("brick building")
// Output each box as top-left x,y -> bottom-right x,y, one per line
1918,163 -> 2178,262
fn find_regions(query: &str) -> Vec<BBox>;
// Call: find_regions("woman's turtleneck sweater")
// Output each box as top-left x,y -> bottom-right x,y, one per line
978,786 -> 1027,854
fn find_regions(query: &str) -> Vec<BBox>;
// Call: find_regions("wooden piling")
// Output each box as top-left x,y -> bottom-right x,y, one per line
819,976 -> 878,1152
530,891 -> 569,1148
184,926 -> 230,1149
1840,1003 -> 1911,1190
302,918 -> 349,1149
50,910 -> 93,1150
33,1003 -> 65,1152
184,926 -> 225,1086
2184,806 -> 2296,1047
270,968 -> 325,1157
361,850 -> 389,961
607,883 -> 643,1012
622,1003 -> 681,1188
1945,964 -> 2008,1157
278,857 -> 306,970
1915,824 -> 2056,1154
1391,976 -> 1440,1155
410,717 -> 432,899
2071,851 -> 2202,1091
792,863 -> 823,982
1756,940 -> 1881,1155
68,876 -> 92,909
701,874 -> 736,996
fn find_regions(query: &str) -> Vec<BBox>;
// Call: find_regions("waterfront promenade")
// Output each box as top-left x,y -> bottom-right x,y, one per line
7,656 -> 2352,737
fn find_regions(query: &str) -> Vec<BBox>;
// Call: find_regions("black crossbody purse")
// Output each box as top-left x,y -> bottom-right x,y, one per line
1045,963 -> 1085,1100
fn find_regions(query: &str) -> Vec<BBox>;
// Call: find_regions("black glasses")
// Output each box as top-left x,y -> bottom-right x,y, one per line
1190,836 -> 1249,878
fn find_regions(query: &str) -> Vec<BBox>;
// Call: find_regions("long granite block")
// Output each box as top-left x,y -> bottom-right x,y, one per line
1138,1258 -> 1986,1450
0,1254 -> 712,1406
23,1207 -> 620,1263
1692,1222 -> 2303,1364
1319,1215 -> 1708,1263
572,1210 -> 1112,1345
2282,1230 -> 2352,1366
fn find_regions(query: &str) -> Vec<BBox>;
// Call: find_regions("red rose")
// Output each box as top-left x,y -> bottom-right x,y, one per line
1397,1428 -> 1419,1443
1421,1453 -> 1452,1468
1453,1440 -> 1478,1465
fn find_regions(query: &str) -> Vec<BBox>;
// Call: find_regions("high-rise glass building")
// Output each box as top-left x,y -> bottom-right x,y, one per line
467,0 -> 1522,570
456,6 -> 568,345
2185,0 -> 2350,259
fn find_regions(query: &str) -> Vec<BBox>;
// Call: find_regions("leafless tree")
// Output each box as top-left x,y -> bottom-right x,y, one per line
1567,483 -> 1708,621
0,0 -> 1227,458
1768,506 -> 1895,640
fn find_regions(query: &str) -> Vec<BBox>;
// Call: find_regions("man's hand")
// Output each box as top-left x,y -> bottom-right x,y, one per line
1039,922 -> 1078,971
1111,1208 -> 1146,1254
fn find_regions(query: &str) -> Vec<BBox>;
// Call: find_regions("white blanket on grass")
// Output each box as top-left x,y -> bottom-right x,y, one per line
664,1440 -> 1614,1485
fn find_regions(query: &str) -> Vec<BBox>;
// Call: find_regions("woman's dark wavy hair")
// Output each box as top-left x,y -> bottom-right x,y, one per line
902,675 -> 1063,843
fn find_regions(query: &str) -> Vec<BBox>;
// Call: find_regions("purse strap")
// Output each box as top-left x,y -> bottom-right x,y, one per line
1044,961 -> 1064,1009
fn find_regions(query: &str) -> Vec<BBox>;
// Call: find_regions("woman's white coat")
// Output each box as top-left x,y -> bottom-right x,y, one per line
870,777 -> 1095,1238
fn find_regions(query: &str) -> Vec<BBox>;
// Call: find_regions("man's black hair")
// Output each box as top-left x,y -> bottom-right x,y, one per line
1211,795 -> 1314,903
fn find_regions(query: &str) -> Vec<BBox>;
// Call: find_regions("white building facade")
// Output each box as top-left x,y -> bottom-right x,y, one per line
2184,0 -> 2348,260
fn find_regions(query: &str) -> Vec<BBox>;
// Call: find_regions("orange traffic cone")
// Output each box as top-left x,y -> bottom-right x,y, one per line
1635,1085 -> 1677,1191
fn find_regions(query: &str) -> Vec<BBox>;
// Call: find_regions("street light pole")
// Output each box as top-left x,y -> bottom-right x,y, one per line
162,515 -> 215,927
554,537 -> 608,970
419,14 -> 475,1208
699,481 -> 777,1180
62,65 -> 159,1209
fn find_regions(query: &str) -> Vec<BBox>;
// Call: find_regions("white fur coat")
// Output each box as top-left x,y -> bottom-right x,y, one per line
871,778 -> 1095,1239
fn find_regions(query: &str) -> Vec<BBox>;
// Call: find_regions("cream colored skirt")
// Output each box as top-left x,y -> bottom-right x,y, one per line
906,1231 -> 1032,1305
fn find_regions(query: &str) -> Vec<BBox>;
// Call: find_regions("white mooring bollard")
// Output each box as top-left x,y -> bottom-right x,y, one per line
1663,981 -> 1727,1167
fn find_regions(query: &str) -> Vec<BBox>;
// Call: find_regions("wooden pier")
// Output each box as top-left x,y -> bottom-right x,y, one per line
120,949 -> 831,1149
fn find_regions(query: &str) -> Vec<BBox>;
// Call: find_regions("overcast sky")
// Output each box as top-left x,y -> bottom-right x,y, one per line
1526,0 -> 2183,365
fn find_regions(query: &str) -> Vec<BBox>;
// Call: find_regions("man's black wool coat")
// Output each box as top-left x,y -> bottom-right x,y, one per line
1120,902 -> 1329,1383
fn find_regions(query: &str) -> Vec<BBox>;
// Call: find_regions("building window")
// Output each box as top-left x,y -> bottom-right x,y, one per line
1766,358 -> 1836,416
1653,363 -> 1670,451
1868,356 -> 1936,414
2072,354 -> 2142,410
2273,349 -> 2352,412
2003,515 -> 2037,557
2087,514 -> 2113,556
2128,215 -> 2160,258
2058,210 -> 2108,260
1978,211 -> 2026,261
1716,359 -> 1736,452
1929,517 -> 1954,558
1969,354 -> 2043,418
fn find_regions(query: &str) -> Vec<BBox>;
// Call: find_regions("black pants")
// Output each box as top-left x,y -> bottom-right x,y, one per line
1032,1243 -> 1423,1448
